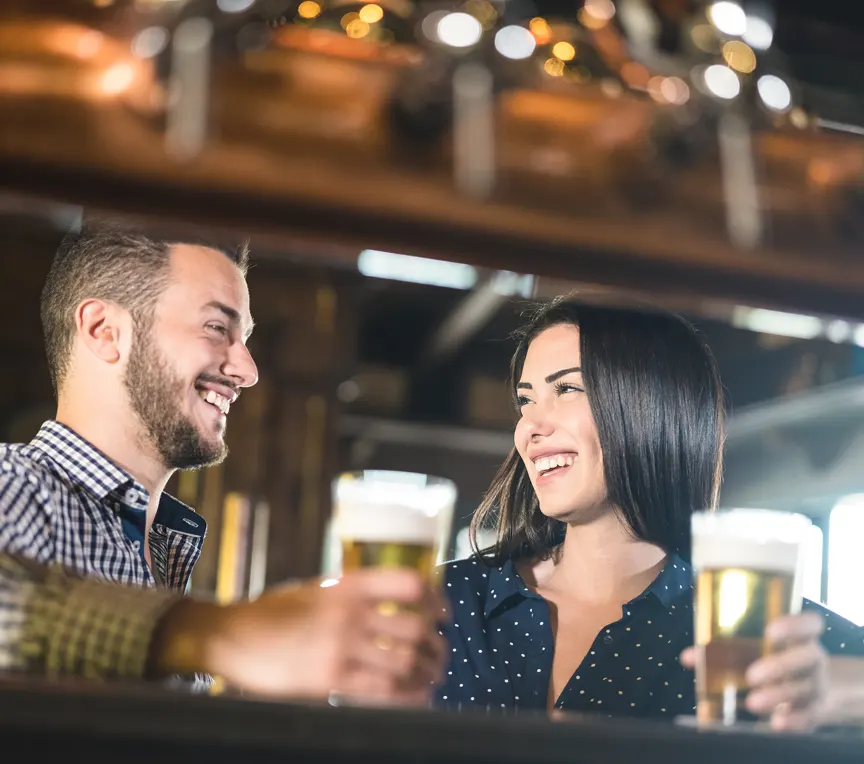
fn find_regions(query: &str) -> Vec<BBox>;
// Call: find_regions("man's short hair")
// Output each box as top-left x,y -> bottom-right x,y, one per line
40,221 -> 250,395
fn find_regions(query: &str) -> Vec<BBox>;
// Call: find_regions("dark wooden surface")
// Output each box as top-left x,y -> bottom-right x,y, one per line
0,678 -> 861,763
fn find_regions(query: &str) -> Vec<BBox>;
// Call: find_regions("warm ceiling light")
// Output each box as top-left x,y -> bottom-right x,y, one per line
722,40 -> 756,74
529,17 -> 552,44
100,63 -> 135,96
544,57 -> 565,76
584,0 -> 615,21
345,18 -> 370,38
660,76 -> 690,105
358,4 -> 384,23
297,0 -> 321,18
552,41 -> 576,61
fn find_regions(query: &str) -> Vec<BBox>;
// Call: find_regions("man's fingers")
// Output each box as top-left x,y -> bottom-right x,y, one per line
349,629 -> 444,685
334,668 -> 395,701
360,594 -> 448,671
339,568 -> 428,604
364,608 -> 432,642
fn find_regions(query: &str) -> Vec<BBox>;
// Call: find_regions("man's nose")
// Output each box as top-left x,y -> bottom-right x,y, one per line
223,341 -> 259,389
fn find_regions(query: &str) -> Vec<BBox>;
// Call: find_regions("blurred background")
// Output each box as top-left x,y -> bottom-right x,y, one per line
2,0 -> 864,626
3,208 -> 864,624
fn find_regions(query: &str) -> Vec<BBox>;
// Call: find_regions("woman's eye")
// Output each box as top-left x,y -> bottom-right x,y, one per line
515,395 -> 531,408
554,382 -> 583,395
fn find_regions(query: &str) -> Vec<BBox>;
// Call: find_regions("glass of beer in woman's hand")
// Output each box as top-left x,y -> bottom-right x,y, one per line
692,508 -> 811,726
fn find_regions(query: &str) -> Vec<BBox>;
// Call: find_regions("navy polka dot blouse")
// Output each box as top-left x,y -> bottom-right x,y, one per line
433,554 -> 864,718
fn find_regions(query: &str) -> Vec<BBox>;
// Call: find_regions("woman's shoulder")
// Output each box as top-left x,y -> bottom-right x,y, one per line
438,555 -> 502,598
440,554 -> 496,580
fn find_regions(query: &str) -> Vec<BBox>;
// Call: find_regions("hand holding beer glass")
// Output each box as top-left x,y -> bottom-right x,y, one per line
692,508 -> 813,727
325,471 -> 456,705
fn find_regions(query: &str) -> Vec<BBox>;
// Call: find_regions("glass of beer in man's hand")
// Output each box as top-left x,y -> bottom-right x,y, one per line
692,508 -> 811,726
329,471 -> 457,587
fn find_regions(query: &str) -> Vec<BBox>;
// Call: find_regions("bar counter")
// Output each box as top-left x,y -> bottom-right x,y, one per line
0,677 -> 860,763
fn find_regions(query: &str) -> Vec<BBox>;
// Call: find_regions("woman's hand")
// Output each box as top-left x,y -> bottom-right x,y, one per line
680,612 -> 828,731
744,612 -> 828,730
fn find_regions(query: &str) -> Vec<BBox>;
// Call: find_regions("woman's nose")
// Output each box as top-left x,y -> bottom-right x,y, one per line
521,403 -> 555,440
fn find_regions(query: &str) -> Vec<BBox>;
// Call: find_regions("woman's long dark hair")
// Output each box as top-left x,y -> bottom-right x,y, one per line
470,297 -> 725,564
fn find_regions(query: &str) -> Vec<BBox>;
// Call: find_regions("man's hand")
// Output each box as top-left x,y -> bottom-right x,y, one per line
151,568 -> 448,704
680,612 -> 828,731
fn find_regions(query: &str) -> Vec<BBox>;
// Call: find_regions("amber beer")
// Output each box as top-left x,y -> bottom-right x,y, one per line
692,509 -> 810,725
341,539 -> 436,580
331,472 -> 456,586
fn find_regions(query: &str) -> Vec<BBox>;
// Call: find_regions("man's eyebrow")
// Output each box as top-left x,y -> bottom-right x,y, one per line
204,301 -> 255,338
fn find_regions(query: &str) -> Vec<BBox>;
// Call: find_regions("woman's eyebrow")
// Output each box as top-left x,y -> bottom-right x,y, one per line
545,366 -> 581,384
516,366 -> 581,390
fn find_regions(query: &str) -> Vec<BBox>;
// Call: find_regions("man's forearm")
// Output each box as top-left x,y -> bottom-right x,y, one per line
0,553 -> 181,679
1,552 -> 292,688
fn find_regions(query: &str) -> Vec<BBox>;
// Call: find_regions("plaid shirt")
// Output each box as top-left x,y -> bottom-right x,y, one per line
0,421 -> 209,687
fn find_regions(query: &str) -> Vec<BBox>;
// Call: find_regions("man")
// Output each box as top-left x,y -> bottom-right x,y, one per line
0,222 -> 444,701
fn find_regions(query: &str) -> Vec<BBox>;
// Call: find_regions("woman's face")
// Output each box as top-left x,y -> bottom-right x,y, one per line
513,324 -> 608,524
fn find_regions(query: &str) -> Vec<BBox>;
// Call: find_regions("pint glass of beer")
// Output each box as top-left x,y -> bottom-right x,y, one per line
692,508 -> 811,726
329,471 -> 457,584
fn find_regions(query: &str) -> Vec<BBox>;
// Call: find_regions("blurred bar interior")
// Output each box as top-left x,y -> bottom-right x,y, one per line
1,0 -> 864,625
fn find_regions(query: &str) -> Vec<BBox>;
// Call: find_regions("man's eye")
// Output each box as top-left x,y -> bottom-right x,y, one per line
207,324 -> 227,334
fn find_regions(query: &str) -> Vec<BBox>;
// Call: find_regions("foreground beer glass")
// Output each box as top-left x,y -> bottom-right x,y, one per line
329,471 -> 457,585
692,508 -> 811,726
325,472 -> 456,707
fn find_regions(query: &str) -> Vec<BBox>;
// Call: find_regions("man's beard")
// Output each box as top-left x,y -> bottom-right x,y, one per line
124,323 -> 228,470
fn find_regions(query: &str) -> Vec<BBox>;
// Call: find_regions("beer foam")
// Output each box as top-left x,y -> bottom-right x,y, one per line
692,536 -> 800,574
333,501 -> 440,545
692,509 -> 810,574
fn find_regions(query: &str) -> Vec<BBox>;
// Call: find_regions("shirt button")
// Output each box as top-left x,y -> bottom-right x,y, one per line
603,634 -> 614,645
125,490 -> 139,503
132,540 -> 141,551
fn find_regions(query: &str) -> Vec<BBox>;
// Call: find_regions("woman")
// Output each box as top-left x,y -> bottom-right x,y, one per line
434,297 -> 862,729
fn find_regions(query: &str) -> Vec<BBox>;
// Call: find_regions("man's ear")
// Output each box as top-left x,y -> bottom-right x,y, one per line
74,298 -> 127,366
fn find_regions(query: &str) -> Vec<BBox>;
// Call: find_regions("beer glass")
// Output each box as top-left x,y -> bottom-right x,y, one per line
329,471 -> 457,585
692,508 -> 811,726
